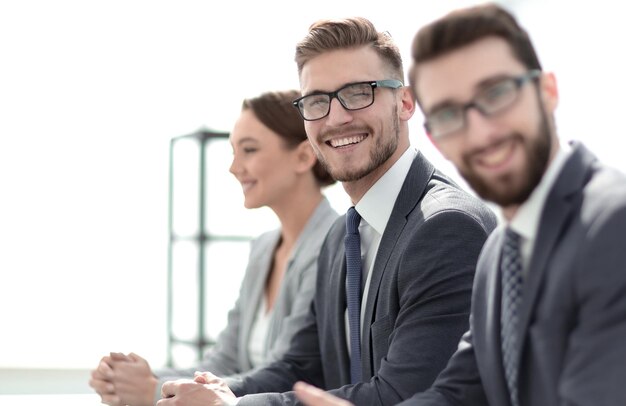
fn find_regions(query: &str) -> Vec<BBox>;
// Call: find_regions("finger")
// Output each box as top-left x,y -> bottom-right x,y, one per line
97,361 -> 114,380
161,380 -> 176,399
193,374 -> 207,384
90,368 -> 106,380
194,371 -> 220,383
162,378 -> 198,398
88,377 -> 115,394
98,356 -> 114,371
110,352 -> 130,361
127,352 -> 144,362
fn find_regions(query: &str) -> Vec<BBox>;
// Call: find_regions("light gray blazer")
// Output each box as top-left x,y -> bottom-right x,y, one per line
155,197 -> 338,399
401,142 -> 626,405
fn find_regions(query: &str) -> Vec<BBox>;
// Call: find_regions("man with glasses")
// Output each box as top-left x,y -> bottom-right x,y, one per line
157,16 -> 497,406
293,4 -> 626,406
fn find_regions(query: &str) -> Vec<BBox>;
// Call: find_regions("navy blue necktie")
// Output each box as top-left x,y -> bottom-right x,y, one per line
345,206 -> 362,384
501,227 -> 523,406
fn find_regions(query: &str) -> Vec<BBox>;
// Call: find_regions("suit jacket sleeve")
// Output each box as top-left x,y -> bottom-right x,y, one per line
395,328 -> 488,405
395,228 -> 501,406
556,200 -> 626,405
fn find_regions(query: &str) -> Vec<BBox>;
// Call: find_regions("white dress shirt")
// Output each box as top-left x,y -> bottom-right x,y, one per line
247,296 -> 271,368
508,142 -> 572,273
345,146 -> 418,353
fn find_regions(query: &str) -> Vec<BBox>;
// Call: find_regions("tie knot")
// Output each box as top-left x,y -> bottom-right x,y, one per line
504,227 -> 521,248
346,207 -> 361,234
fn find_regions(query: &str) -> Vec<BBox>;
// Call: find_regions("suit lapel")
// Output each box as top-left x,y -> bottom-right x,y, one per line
360,153 -> 435,378
479,229 -> 515,404
515,143 -> 597,365
328,222 -> 352,379
240,231 -> 280,369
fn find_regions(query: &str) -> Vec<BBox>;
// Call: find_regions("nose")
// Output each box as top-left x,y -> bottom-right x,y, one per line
229,153 -> 240,176
325,97 -> 353,126
464,107 -> 499,146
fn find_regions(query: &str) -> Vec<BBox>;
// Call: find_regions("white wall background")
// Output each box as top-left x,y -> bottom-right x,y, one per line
1,0 -> 624,387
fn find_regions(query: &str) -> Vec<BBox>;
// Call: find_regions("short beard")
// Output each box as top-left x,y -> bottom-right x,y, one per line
318,105 -> 400,182
459,110 -> 552,207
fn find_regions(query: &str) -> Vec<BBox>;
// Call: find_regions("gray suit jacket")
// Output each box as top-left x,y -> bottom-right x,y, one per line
228,152 -> 497,405
155,198 -> 338,397
402,142 -> 626,405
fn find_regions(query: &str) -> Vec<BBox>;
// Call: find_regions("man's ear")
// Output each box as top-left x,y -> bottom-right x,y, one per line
540,71 -> 559,113
294,140 -> 317,174
399,86 -> 417,121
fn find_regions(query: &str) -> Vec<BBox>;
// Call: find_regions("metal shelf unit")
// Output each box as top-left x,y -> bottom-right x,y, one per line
166,129 -> 253,367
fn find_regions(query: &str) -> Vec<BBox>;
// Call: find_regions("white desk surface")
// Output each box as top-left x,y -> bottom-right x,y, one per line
0,394 -> 102,405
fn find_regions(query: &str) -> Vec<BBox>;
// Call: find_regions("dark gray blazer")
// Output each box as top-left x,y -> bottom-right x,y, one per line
401,142 -> 626,406
227,152 -> 497,405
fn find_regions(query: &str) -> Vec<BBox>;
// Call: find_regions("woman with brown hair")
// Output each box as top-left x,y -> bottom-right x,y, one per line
89,89 -> 338,406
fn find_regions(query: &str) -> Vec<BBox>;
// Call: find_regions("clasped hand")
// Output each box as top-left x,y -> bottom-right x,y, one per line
89,352 -> 158,406
157,371 -> 236,406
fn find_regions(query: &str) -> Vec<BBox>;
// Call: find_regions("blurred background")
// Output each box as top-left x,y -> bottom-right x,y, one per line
1,0 -> 624,396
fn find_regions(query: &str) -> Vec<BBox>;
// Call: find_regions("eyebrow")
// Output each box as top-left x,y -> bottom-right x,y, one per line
302,80 -> 372,97
475,73 -> 514,89
426,72 -> 522,114
301,89 -> 330,97
426,99 -> 459,116
232,136 -> 259,147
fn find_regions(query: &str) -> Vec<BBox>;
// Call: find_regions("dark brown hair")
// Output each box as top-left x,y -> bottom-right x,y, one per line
410,3 -> 542,98
242,90 -> 335,187
295,17 -> 404,81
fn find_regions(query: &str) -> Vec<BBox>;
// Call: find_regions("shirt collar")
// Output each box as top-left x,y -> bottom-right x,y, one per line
509,141 -> 572,241
356,146 -> 417,235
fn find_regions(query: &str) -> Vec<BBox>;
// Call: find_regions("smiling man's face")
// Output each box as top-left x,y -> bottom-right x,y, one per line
414,36 -> 559,214
299,46 -> 410,187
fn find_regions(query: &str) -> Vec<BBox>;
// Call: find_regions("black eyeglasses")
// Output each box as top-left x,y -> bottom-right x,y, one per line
292,79 -> 404,121
424,70 -> 541,139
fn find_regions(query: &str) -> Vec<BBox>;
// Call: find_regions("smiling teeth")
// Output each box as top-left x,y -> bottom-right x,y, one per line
479,140 -> 514,167
329,134 -> 366,148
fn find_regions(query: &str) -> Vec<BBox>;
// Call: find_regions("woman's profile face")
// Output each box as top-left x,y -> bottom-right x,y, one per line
229,109 -> 303,210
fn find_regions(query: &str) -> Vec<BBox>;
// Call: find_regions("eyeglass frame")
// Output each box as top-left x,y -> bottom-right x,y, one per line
292,79 -> 404,121
423,69 -> 542,140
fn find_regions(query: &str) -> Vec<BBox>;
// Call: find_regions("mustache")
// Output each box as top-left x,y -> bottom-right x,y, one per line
319,124 -> 372,140
463,133 -> 522,160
